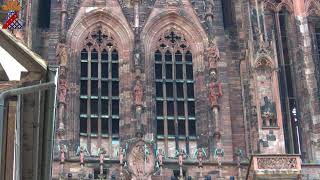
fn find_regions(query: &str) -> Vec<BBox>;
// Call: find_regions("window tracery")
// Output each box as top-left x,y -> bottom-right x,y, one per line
79,27 -> 120,139
154,29 -> 196,155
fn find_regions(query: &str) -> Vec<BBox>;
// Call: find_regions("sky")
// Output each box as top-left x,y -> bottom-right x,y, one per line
0,45 -> 27,80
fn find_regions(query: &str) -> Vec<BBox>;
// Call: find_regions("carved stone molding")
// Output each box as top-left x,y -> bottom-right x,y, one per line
257,157 -> 298,169
126,140 -> 155,179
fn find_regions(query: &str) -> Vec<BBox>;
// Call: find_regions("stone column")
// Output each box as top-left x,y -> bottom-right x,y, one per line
56,41 -> 68,139
292,0 -> 320,161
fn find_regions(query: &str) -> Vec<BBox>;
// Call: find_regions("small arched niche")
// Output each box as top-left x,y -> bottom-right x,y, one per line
255,57 -> 279,128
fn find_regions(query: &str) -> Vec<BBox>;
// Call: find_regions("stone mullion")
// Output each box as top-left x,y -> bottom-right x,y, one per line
162,50 -> 169,156
172,49 -> 179,151
98,49 -> 102,145
182,51 -> 190,155
87,48 -> 92,153
108,48 -> 112,155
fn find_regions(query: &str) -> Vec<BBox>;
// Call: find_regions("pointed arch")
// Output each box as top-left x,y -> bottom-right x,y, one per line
276,0 -> 294,13
255,55 -> 275,69
142,10 -> 208,157
142,11 -> 208,71
67,9 -> 134,59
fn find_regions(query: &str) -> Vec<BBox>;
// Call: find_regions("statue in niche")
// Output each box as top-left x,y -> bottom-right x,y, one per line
58,144 -> 67,164
57,70 -> 67,134
194,148 -> 207,168
260,96 -> 277,127
209,82 -> 222,108
134,79 -> 143,106
56,39 -> 68,68
207,41 -> 220,77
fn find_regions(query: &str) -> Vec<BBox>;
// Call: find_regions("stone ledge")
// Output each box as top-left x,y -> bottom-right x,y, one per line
246,154 -> 301,180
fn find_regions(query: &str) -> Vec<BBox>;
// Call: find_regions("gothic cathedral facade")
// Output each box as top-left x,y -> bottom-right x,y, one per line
9,0 -> 320,179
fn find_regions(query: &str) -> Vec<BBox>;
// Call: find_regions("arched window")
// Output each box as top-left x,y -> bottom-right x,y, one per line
155,30 -> 196,155
79,28 -> 119,138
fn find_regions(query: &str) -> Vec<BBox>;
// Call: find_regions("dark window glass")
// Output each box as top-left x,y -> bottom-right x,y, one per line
155,64 -> 162,79
101,99 -> 108,115
79,31 -> 120,138
101,81 -> 108,96
112,81 -> 119,96
80,99 -> 87,114
112,50 -> 118,61
91,118 -> 98,134
166,64 -> 172,79
188,101 -> 195,116
168,120 -> 175,135
81,49 -> 88,60
112,63 -> 119,78
165,51 -> 172,62
81,62 -> 88,77
101,118 -> 108,134
178,120 -> 186,135
176,64 -> 183,79
112,118 -> 119,134
176,83 -> 184,98
112,100 -> 119,115
38,0 -> 51,28
91,99 -> 98,114
186,65 -> 193,80
91,49 -> 98,60
175,51 -> 182,62
189,120 -> 196,136
186,51 -> 192,62
177,101 -> 185,116
166,82 -> 173,98
80,118 -> 87,133
156,101 -> 163,116
167,101 -> 174,116
91,62 -> 98,78
91,80 -> 98,96
155,50 -> 162,62
154,32 -> 196,139
156,82 -> 163,97
157,119 -> 164,135
102,50 -> 108,61
101,63 -> 108,78
187,83 -> 194,98
80,80 -> 87,95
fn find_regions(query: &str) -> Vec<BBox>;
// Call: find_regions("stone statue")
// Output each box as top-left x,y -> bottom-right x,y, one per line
194,148 -> 207,167
98,148 -> 106,164
76,146 -> 90,165
209,82 -> 222,108
260,96 -> 277,127
119,147 -> 125,165
178,149 -> 184,167
56,41 -> 68,67
134,79 -> 143,106
214,142 -> 224,166
58,78 -> 67,104
59,144 -> 67,164
207,42 -> 220,76
157,149 -> 164,166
